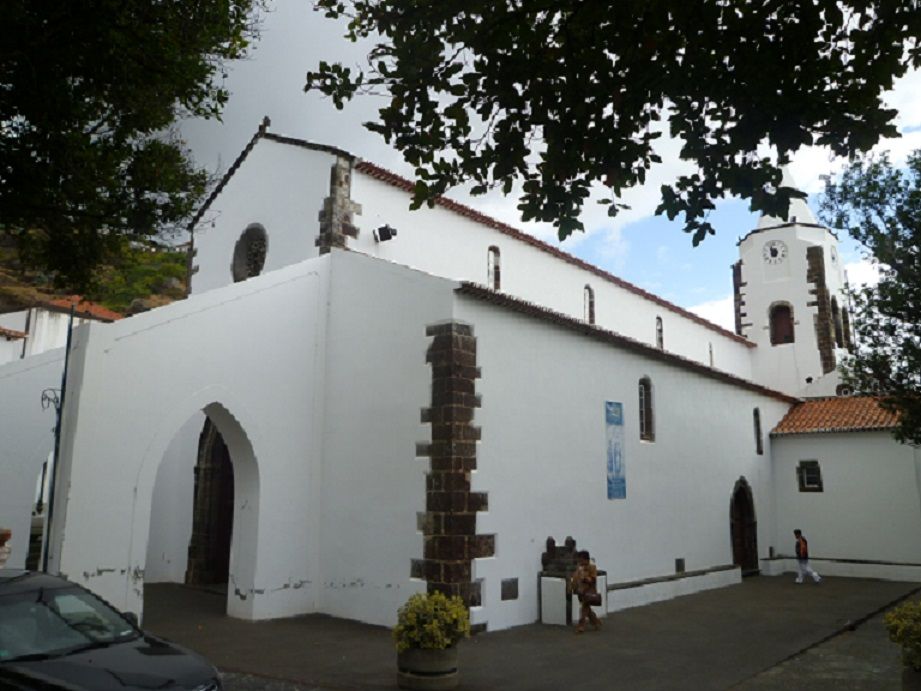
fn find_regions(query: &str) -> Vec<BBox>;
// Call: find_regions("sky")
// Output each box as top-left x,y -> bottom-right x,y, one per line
179,0 -> 921,331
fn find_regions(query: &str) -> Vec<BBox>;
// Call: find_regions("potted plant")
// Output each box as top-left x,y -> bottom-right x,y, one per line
393,590 -> 470,690
884,599 -> 921,689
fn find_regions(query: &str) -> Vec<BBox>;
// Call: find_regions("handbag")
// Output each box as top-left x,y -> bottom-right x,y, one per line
583,591 -> 602,607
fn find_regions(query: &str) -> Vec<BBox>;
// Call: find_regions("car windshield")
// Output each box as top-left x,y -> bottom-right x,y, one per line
0,585 -> 139,662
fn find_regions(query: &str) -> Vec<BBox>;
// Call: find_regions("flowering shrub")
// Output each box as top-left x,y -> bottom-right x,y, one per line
392,591 -> 470,652
885,600 -> 921,670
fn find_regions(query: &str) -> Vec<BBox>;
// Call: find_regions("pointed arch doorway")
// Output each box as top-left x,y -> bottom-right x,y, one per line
730,477 -> 759,576
186,418 -> 235,588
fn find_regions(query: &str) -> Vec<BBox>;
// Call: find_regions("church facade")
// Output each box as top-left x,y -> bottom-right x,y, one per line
1,122 -> 918,632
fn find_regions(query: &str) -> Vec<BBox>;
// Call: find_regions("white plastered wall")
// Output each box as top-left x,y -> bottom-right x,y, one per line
771,431 -> 921,564
454,295 -> 791,631
349,172 -> 754,380
51,257 -> 332,621
0,349 -> 62,567
318,251 -> 458,626
191,138 -> 340,295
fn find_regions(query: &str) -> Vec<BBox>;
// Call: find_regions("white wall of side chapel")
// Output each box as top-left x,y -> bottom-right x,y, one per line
190,138 -> 339,295
0,348 -> 62,567
455,295 -> 791,631
772,432 -> 921,564
738,223 -> 850,396
345,172 -> 755,381
51,257 -> 333,622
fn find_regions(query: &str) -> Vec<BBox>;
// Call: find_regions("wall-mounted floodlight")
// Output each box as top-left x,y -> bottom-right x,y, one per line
374,225 -> 398,242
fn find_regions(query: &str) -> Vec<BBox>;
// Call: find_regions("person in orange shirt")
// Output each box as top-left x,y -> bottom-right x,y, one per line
794,529 -> 822,584
570,550 -> 602,633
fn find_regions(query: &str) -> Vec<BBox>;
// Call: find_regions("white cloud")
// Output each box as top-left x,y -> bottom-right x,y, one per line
844,259 -> 881,289
687,295 -> 735,332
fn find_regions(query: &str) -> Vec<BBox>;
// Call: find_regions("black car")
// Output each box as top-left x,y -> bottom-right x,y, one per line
0,570 -> 221,690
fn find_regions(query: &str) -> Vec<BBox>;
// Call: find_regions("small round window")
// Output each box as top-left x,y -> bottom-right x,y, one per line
231,224 -> 268,282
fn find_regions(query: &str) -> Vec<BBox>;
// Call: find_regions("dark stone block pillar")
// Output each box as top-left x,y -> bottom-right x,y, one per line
417,321 -> 493,628
806,247 -> 836,374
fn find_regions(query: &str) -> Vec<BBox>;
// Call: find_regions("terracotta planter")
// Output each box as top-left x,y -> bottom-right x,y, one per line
397,646 -> 459,690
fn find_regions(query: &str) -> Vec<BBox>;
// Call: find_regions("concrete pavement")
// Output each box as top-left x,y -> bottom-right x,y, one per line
142,576 -> 920,690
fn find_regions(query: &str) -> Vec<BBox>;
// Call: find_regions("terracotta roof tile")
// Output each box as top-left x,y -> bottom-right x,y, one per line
356,161 -> 753,348
41,296 -> 122,322
771,396 -> 898,436
0,326 -> 27,340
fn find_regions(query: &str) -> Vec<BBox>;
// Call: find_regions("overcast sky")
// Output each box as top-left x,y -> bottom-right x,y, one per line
180,0 -> 919,331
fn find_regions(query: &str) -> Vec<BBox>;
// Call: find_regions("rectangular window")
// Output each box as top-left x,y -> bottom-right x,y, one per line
797,460 -> 823,492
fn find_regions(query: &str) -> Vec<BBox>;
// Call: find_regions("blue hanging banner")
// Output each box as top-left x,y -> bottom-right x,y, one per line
606,401 -> 626,499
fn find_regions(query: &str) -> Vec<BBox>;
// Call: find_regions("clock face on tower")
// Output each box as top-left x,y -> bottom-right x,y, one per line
762,240 -> 788,264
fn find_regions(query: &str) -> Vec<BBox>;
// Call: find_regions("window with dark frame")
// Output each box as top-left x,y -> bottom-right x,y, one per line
487,246 -> 501,290
753,408 -> 763,455
584,285 -> 595,324
638,377 -> 654,441
797,460 -> 823,492
655,316 -> 664,349
769,303 -> 795,345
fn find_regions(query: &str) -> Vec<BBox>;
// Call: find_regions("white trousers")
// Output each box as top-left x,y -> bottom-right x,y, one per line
796,559 -> 820,582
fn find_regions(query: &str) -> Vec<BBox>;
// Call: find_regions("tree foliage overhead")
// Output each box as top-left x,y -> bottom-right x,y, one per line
819,152 -> 921,446
307,1 -> 921,242
0,0 -> 262,289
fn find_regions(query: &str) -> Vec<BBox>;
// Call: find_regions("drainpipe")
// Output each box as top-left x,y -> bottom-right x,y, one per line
41,305 -> 75,573
20,308 -> 32,359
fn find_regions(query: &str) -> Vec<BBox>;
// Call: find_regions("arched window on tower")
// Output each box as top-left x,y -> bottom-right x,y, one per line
655,316 -> 664,350
831,297 -> 844,348
769,303 -> 795,345
638,377 -> 654,441
487,246 -> 501,290
584,285 -> 595,324
753,408 -> 763,455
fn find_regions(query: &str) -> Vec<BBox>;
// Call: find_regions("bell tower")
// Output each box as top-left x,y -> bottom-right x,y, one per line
732,172 -> 852,397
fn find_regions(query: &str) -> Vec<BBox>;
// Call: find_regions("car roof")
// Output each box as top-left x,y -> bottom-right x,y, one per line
0,569 -> 76,596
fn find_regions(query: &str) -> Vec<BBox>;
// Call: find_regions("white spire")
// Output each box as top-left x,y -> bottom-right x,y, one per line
756,166 -> 817,228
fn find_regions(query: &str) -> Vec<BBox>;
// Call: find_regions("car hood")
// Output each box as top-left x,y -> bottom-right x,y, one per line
0,635 -> 217,690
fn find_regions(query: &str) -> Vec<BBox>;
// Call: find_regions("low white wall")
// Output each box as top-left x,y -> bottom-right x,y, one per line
53,257 -> 332,621
771,432 -> 921,565
0,349 -> 62,567
762,558 -> 921,583
454,295 -> 791,631
608,568 -> 741,612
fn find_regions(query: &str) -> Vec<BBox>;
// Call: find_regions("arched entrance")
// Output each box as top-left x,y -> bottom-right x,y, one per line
185,419 -> 235,588
730,477 -> 759,576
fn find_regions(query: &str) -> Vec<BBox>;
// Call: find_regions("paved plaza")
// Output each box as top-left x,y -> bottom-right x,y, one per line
143,576 -> 920,690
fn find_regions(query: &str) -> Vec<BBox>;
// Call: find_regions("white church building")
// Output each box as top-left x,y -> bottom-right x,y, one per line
1,121 -> 919,632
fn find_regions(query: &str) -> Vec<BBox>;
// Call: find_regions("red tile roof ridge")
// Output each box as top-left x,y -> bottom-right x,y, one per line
355,160 -> 753,348
41,295 -> 122,322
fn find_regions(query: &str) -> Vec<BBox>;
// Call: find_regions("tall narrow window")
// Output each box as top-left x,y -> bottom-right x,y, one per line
708,342 -> 714,367
753,408 -> 763,455
584,285 -> 595,324
841,307 -> 853,351
831,297 -> 844,348
769,303 -> 795,345
655,317 -> 664,350
487,246 -> 501,290
638,377 -> 654,441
